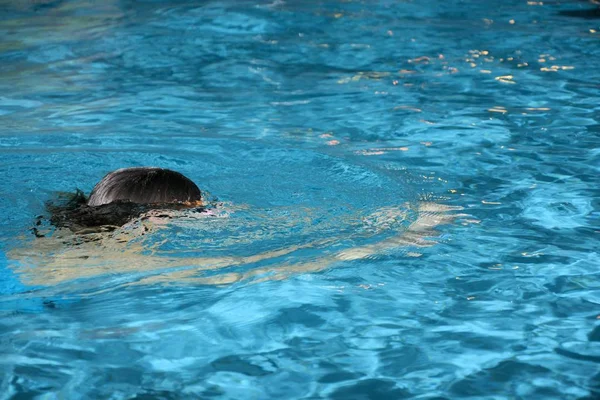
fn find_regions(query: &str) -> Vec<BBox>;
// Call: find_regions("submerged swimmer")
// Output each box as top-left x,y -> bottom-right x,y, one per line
12,167 -> 465,287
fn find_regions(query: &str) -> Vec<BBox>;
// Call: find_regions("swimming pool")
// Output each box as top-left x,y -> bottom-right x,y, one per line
0,0 -> 599,398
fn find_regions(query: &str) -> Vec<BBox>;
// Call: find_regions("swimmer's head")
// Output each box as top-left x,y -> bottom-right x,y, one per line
87,167 -> 202,207
44,167 -> 204,233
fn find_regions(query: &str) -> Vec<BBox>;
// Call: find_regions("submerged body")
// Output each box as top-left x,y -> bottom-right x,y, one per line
10,167 -> 466,287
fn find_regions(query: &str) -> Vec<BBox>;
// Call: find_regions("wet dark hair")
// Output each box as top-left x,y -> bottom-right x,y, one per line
42,167 -> 204,234
88,167 -> 202,206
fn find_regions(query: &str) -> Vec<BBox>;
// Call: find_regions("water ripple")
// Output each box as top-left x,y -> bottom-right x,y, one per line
1,0 -> 599,398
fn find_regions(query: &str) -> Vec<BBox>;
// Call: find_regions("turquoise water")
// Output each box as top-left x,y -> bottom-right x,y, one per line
1,0 -> 599,398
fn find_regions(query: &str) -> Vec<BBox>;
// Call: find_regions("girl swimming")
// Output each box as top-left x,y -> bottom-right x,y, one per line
11,167 -> 464,287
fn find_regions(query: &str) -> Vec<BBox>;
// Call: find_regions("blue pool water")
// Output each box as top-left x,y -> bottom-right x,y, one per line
1,0 -> 599,398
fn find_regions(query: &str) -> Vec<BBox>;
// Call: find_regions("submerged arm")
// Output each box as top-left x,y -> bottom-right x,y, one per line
9,202 -> 463,287
132,202 -> 464,286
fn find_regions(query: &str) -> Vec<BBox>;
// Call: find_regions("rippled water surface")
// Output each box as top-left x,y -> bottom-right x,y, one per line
1,0 -> 599,398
